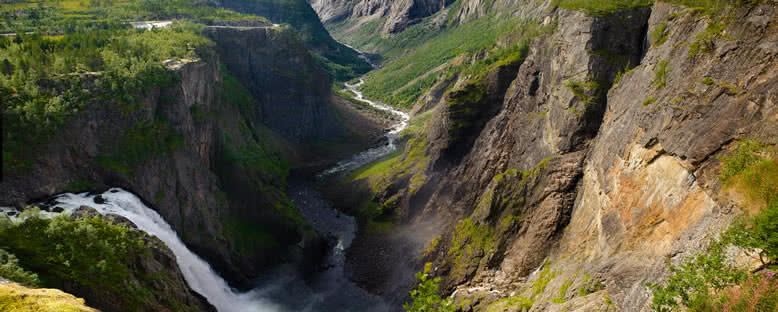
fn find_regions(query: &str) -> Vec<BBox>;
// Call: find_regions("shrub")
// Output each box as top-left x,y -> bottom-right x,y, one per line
404,263 -> 456,312
651,139 -> 778,312
650,241 -> 748,312
653,60 -> 670,89
0,216 -> 153,309
0,249 -> 39,287
651,22 -> 669,47
718,272 -> 778,312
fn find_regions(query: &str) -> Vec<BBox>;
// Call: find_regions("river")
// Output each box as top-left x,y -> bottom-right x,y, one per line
0,76 -> 409,311
320,79 -> 409,176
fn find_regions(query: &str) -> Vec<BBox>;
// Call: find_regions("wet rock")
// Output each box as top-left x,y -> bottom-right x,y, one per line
93,195 -> 105,204
52,206 -> 65,213
104,214 -> 138,229
71,206 -> 99,219
6,211 -> 16,216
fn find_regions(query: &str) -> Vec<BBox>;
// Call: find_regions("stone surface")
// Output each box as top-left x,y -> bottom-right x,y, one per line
334,1 -> 778,311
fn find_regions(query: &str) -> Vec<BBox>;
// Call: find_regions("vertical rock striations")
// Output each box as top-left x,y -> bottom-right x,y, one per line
341,0 -> 778,310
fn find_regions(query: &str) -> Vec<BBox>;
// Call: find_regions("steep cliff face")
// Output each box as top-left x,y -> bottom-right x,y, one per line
311,0 -> 454,33
340,0 -> 778,310
205,25 -> 337,141
0,26 -> 352,287
217,0 -> 372,80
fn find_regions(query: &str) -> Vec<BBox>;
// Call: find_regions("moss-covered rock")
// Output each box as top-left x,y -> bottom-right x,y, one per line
0,282 -> 97,312
0,214 -> 214,312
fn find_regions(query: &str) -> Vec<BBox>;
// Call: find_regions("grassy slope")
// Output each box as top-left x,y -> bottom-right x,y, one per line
218,0 -> 372,81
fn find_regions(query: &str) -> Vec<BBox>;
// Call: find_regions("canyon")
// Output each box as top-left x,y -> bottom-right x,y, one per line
1,0 -> 777,311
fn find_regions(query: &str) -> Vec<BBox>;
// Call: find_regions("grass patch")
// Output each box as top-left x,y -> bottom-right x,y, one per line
448,218 -> 496,279
422,235 -> 441,258
360,15 -> 543,108
688,19 -> 727,57
653,60 -> 669,89
532,262 -> 559,299
552,276 -> 576,303
651,21 -> 669,47
719,140 -> 778,205
553,0 -> 653,16
642,97 -> 657,106
485,295 -> 534,312
0,282 -> 96,312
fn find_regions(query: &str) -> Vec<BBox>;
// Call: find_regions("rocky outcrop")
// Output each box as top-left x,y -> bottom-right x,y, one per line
65,207 -> 216,312
0,282 -> 98,312
205,25 -> 338,141
310,0 -> 454,33
343,0 -> 778,311
0,33 -> 327,288
218,0 -> 371,80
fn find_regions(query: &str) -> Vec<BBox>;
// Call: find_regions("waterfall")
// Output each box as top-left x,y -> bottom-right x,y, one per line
48,189 -> 283,312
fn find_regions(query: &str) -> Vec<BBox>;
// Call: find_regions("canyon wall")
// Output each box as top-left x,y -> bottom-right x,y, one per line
0,24 -> 382,289
336,0 -> 778,310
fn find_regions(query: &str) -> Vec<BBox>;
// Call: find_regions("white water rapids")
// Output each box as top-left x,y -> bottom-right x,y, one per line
0,186 -> 390,311
13,189 -> 284,312
0,75 -> 404,311
320,79 -> 410,176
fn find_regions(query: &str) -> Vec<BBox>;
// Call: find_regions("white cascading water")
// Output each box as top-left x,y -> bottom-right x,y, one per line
0,185 -> 389,312
0,54 -> 398,311
34,189 -> 284,312
320,79 -> 410,176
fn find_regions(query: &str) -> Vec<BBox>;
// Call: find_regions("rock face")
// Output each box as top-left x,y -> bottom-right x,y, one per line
0,282 -> 98,312
341,0 -> 778,311
310,0 -> 455,33
205,25 -> 338,141
0,24 -> 384,288
218,0 -> 371,79
69,210 -> 216,312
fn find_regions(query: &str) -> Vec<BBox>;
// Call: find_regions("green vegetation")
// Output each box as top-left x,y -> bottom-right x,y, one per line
422,235 -> 441,258
99,119 -> 185,174
613,62 -> 637,86
552,0 -> 653,16
651,22 -> 668,47
485,295 -> 534,311
651,140 -> 778,312
532,262 -> 559,299
1,22 -> 213,173
578,273 -> 605,296
0,0 -> 264,34
0,248 -> 40,286
642,97 -> 656,106
360,17 -> 552,108
0,215 -> 166,310
702,77 -> 714,85
552,276 -> 576,303
404,263 -> 455,312
688,19 -> 727,57
351,134 -> 430,194
650,241 -> 749,311
653,60 -> 669,89
566,79 -> 601,106
555,0 -> 760,16
0,282 -> 96,312
446,81 -> 487,142
448,218 -> 496,279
